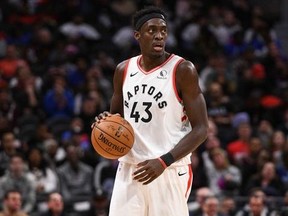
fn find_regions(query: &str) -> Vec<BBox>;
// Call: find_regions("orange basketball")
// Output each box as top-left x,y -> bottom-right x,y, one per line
91,115 -> 134,159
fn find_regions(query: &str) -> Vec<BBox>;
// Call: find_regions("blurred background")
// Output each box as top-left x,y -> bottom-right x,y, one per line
0,0 -> 288,215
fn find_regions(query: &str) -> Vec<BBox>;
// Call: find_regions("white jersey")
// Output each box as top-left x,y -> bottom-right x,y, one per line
121,54 -> 192,166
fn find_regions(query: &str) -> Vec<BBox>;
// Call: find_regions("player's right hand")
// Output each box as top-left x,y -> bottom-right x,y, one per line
91,112 -> 121,128
91,111 -> 112,129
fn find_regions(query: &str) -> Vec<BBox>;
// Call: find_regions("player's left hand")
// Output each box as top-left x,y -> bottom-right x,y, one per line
133,159 -> 165,185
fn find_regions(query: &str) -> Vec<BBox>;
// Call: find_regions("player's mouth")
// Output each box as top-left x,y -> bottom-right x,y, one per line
152,43 -> 164,52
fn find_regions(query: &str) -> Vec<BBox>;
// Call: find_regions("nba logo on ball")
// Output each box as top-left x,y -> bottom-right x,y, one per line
91,115 -> 135,159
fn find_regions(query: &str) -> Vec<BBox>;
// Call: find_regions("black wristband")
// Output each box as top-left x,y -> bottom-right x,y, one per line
160,152 -> 175,167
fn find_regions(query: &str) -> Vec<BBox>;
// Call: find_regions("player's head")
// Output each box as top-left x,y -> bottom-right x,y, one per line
132,6 -> 167,31
132,6 -> 168,57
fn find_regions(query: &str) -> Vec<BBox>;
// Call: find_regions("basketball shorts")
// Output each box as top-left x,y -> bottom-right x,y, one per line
109,161 -> 193,216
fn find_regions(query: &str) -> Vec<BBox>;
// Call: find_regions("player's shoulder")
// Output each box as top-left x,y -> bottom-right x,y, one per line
115,59 -> 129,73
115,55 -> 139,73
175,57 -> 198,78
177,57 -> 196,72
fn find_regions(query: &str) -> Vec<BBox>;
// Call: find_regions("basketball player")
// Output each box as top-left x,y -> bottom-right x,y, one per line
93,6 -> 209,216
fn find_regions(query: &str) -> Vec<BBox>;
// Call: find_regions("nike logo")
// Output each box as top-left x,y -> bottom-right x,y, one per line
178,172 -> 187,176
130,72 -> 138,77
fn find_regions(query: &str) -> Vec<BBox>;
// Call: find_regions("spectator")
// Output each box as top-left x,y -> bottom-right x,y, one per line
189,187 -> 214,216
226,122 -> 253,166
204,147 -> 242,197
0,44 -> 28,81
205,81 -> 235,144
239,136 -> 264,192
43,138 -> 66,171
0,88 -> 16,132
235,188 -> 277,216
219,196 -> 238,216
0,189 -> 28,216
245,161 -> 285,196
201,196 -> 222,216
277,150 -> 288,190
85,189 -> 110,216
269,130 -> 287,167
57,145 -> 94,212
0,153 -> 36,213
0,131 -> 19,176
256,119 -> 274,148
59,14 -> 101,41
40,192 -> 75,216
10,65 -> 42,116
26,147 -> 59,212
191,151 -> 208,190
94,159 -> 118,199
43,75 -> 75,118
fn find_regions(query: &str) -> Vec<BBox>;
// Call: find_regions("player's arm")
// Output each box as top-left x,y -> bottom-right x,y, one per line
92,60 -> 126,125
170,60 -> 209,160
110,60 -> 127,116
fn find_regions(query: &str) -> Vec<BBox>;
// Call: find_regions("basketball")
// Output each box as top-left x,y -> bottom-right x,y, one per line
91,115 -> 135,159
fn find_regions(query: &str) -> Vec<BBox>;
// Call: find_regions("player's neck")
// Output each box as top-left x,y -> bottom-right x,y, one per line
140,52 -> 171,71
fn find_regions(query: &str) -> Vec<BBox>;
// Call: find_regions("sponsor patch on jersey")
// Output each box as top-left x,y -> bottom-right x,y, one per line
157,70 -> 168,79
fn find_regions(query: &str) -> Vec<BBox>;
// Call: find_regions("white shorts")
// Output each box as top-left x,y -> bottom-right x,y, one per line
109,162 -> 193,216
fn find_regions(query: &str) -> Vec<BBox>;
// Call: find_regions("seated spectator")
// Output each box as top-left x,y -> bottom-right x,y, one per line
191,152 -> 208,190
26,147 -> 59,212
204,147 -> 242,197
85,189 -> 110,216
239,136 -> 265,192
189,187 -> 214,216
0,44 -> 28,81
226,121 -> 252,166
245,161 -> 285,196
0,88 -> 16,133
0,189 -> 28,216
40,192 -> 76,216
0,153 -> 36,213
59,14 -> 101,41
43,75 -> 75,118
219,196 -> 238,216
235,188 -> 277,216
94,159 -> 118,199
43,138 -> 66,170
201,196 -> 222,216
57,145 -> 94,212
0,131 -> 19,176
269,130 -> 287,167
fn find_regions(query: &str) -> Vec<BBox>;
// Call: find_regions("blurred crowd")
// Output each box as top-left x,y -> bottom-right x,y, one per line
0,0 -> 288,215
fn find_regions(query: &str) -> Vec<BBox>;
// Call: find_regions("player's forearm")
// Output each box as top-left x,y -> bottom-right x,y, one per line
169,125 -> 208,161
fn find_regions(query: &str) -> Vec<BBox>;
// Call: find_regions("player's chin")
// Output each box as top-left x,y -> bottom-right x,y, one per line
151,51 -> 164,58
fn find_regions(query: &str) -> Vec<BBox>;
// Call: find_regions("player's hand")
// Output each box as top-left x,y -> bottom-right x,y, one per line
133,158 -> 165,185
91,112 -> 121,128
91,111 -> 111,128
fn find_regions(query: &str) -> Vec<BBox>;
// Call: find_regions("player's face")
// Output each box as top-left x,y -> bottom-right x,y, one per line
135,18 -> 168,58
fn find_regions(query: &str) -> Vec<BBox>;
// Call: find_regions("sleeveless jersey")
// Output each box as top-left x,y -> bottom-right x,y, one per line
121,54 -> 192,166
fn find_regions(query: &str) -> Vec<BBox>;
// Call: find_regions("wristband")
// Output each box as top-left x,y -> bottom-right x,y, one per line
160,152 -> 175,167
157,157 -> 167,169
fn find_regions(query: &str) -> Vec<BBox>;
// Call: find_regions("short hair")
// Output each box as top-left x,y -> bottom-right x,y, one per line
132,6 -> 167,30
4,189 -> 21,199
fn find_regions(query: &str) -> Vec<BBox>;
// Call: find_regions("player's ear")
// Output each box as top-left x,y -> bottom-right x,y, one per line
134,31 -> 140,40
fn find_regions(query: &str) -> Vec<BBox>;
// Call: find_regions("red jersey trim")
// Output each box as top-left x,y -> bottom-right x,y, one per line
136,54 -> 175,74
123,59 -> 131,85
172,58 -> 185,102
185,165 -> 193,198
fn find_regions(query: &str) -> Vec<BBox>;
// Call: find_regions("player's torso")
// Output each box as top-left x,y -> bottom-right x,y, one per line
121,54 -> 192,164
